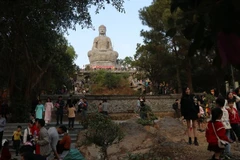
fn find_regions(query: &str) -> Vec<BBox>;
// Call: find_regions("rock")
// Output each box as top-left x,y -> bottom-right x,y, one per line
76,116 -> 240,159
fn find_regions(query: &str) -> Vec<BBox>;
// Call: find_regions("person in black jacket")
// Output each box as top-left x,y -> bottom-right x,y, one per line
180,87 -> 200,145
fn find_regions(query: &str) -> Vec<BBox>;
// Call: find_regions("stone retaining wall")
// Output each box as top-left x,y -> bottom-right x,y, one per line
40,94 -> 181,114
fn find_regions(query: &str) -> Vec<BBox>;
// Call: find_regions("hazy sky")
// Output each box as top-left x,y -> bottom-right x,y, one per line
65,0 -> 152,68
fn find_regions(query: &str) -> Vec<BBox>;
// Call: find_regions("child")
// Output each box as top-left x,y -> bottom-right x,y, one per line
12,125 -> 22,156
0,139 -> 11,160
216,97 -> 232,158
68,104 -> 76,130
206,107 -> 232,160
172,99 -> 181,118
226,99 -> 240,141
197,103 -> 205,132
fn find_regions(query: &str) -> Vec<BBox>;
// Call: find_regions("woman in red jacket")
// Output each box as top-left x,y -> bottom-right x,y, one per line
31,119 -> 40,154
227,99 -> 240,140
0,140 -> 11,160
206,107 -> 232,160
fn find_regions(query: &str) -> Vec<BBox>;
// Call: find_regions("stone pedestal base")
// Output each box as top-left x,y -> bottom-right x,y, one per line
90,61 -> 116,69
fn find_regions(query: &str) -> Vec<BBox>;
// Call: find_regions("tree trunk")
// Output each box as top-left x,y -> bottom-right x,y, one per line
172,39 -> 182,94
186,58 -> 193,92
176,67 -> 182,93
101,147 -> 108,160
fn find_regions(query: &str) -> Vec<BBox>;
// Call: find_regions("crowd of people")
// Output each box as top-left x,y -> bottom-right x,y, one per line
177,86 -> 240,160
0,118 -> 71,160
0,95 -> 91,160
33,96 -> 89,130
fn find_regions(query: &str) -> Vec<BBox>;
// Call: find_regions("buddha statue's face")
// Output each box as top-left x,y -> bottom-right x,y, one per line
99,26 -> 106,35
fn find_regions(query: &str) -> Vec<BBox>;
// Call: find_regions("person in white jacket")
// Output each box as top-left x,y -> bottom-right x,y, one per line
23,120 -> 33,144
216,97 -> 232,158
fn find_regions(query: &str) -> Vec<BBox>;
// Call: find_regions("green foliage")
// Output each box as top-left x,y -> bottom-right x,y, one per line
136,119 -> 153,126
204,94 -> 216,109
90,70 -> 129,89
170,0 -> 240,67
104,72 -> 121,89
137,105 -> 158,126
0,0 -> 125,121
136,0 -> 236,93
85,113 -> 124,160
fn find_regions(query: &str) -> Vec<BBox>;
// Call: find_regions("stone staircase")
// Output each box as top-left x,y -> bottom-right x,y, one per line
3,122 -> 82,159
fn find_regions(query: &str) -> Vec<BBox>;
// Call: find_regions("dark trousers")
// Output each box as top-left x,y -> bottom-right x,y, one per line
13,140 -> 20,155
231,123 -> 240,140
0,131 -> 3,150
56,112 -> 63,125
68,117 -> 75,128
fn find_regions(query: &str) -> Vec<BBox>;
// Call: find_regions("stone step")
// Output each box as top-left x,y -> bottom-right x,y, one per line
5,121 -> 82,126
3,122 -> 81,144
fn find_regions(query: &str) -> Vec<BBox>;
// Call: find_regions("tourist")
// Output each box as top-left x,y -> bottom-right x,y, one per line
57,125 -> 71,159
98,100 -> 103,113
23,120 -> 33,144
12,125 -> 22,156
66,95 -> 72,107
68,104 -> 76,130
19,145 -> 45,160
77,98 -> 83,113
224,92 -> 240,109
180,87 -> 199,145
136,97 -> 141,113
35,119 -> 51,158
140,97 -> 147,119
215,97 -> 232,159
31,118 -> 40,154
81,98 -> 88,128
21,152 -> 46,160
102,99 -> 109,115
197,99 -> 205,132
35,100 -> 45,119
55,96 -> 65,125
172,99 -> 181,118
206,107 -> 232,160
226,99 -> 240,141
1,100 -> 9,121
0,139 -> 11,160
0,114 -> 6,151
48,126 -> 60,160
235,87 -> 240,115
44,97 -> 53,125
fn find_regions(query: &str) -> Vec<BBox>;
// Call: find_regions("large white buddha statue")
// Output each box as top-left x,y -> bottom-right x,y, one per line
88,25 -> 118,68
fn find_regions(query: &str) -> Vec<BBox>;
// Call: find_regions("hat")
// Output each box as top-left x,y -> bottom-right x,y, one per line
59,125 -> 67,133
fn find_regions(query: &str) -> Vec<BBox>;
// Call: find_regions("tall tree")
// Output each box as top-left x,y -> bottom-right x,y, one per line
170,0 -> 240,68
0,0 -> 125,121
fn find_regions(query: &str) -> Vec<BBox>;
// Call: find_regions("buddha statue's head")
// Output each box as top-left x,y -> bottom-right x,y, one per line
99,25 -> 106,35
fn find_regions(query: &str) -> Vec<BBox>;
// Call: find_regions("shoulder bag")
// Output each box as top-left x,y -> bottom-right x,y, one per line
211,122 -> 228,148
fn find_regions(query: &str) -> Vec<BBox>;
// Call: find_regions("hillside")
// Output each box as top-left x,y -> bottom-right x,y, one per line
77,117 -> 240,160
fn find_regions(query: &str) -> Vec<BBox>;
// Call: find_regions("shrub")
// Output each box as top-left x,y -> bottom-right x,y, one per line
90,70 -> 130,90
85,113 -> 124,160
137,105 -> 158,126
